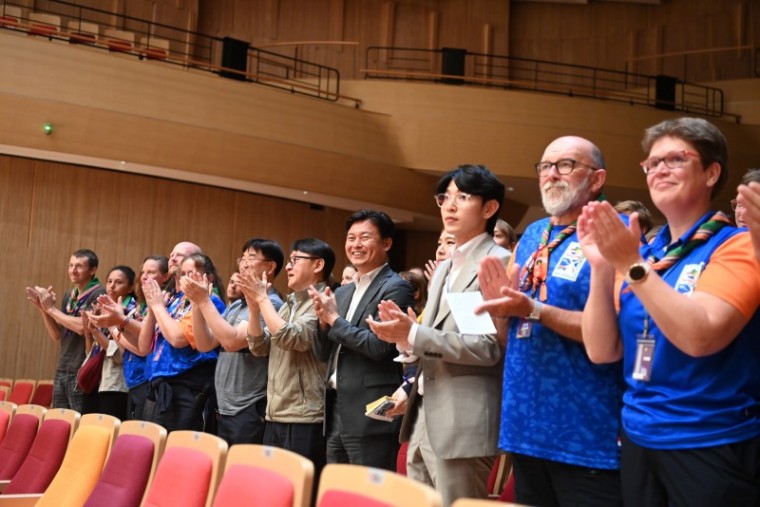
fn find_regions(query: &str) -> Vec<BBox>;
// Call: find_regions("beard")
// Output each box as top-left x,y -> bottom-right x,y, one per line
541,176 -> 591,217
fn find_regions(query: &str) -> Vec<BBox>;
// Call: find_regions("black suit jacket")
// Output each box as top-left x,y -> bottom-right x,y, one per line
314,264 -> 414,437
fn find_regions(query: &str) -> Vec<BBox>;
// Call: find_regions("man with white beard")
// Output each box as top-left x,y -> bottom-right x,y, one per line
476,136 -> 624,507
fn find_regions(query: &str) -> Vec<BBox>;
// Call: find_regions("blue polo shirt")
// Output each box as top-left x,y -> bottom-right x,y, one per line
500,217 -> 623,469
619,215 -> 760,449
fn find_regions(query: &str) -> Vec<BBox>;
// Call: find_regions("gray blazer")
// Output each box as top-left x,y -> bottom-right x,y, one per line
400,235 -> 509,459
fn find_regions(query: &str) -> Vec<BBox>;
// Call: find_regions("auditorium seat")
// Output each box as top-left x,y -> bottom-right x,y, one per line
0,415 -> 75,494
140,36 -> 170,60
83,420 -> 166,507
0,405 -> 45,481
212,444 -> 314,507
28,381 -> 53,409
316,463 -> 442,507
66,20 -> 99,44
27,12 -> 60,38
143,430 -> 227,507
103,29 -> 135,53
7,380 -> 35,406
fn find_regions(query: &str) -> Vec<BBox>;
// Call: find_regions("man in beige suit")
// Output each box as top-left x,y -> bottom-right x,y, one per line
369,164 -> 509,507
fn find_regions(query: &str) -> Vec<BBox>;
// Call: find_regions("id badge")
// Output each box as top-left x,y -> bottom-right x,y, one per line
632,337 -> 655,382
516,319 -> 532,339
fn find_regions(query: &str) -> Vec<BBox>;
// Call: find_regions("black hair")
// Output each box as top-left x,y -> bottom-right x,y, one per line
346,209 -> 395,239
435,164 -> 505,235
108,265 -> 136,286
291,238 -> 336,283
242,238 -> 285,277
72,248 -> 99,269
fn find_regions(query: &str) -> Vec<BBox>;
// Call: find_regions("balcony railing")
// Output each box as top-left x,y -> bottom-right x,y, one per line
363,46 -> 736,121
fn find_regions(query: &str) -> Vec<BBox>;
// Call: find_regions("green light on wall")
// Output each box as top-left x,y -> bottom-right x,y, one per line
43,123 -> 54,135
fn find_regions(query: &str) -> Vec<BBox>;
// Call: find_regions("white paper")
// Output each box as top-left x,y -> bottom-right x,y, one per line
445,292 -> 497,335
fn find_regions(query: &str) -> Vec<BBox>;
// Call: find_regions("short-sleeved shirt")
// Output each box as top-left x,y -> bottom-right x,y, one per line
216,292 -> 284,416
619,218 -> 760,449
58,284 -> 106,373
147,291 -> 225,380
500,218 -> 624,470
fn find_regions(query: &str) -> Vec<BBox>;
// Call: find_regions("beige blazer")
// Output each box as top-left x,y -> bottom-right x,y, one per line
400,235 -> 509,459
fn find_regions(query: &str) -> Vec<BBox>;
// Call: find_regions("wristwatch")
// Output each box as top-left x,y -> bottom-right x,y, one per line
625,262 -> 651,285
526,300 -> 543,322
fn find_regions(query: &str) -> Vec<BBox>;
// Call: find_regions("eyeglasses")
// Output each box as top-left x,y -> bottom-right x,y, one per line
640,150 -> 700,175
434,192 -> 474,207
238,255 -> 272,265
286,255 -> 318,267
730,199 -> 745,211
534,159 -> 597,175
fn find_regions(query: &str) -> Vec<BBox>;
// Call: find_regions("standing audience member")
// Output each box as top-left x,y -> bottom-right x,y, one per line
493,218 -> 518,252
245,238 -> 334,479
733,169 -> 760,227
139,252 -> 225,431
81,265 -> 135,419
89,255 -> 171,420
399,270 -> 428,316
370,165 -> 507,507
424,230 -> 457,284
477,137 -> 623,507
340,265 -> 358,286
311,210 -> 414,472
614,200 -> 654,237
579,117 -> 760,506
26,249 -> 106,411
186,239 -> 284,445
738,177 -> 760,261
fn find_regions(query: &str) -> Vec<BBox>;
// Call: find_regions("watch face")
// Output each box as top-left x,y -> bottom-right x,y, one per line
630,265 -> 647,281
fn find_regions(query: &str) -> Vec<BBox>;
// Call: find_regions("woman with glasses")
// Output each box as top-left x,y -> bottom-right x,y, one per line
578,117 -> 760,506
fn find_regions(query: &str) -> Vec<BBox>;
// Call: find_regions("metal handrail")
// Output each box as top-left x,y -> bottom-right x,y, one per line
0,0 -> 353,106
364,46 -> 736,121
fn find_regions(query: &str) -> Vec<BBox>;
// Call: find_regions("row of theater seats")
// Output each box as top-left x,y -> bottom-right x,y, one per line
0,402 -> 511,507
0,6 -> 170,59
0,379 -> 52,408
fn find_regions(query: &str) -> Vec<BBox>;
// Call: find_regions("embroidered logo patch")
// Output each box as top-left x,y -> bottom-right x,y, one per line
674,263 -> 704,296
552,241 -> 587,281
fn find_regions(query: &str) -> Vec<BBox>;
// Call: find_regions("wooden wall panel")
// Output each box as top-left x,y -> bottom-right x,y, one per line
1,155 -> 411,379
0,153 -> 440,380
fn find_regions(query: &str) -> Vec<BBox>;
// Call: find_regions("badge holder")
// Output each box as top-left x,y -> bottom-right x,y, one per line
632,318 -> 655,382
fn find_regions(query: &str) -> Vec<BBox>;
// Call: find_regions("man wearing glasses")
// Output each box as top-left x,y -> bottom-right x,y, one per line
369,165 -> 508,506
185,238 -> 284,445
245,238 -> 335,480
477,137 -> 623,507
311,209 -> 414,472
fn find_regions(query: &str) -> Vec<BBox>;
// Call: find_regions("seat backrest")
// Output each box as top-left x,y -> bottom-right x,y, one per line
78,412 -> 120,457
0,379 -> 13,390
316,464 -> 442,507
7,380 -> 36,406
3,418 -> 72,494
0,385 -> 9,402
35,424 -> 113,507
143,430 -> 227,507
83,420 -> 166,507
43,408 -> 81,440
15,403 -> 46,422
0,401 -> 16,444
30,380 -> 54,408
213,444 -> 314,507
0,413 -> 40,480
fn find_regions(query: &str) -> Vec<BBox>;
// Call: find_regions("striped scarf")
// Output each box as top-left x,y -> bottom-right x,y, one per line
648,211 -> 732,273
